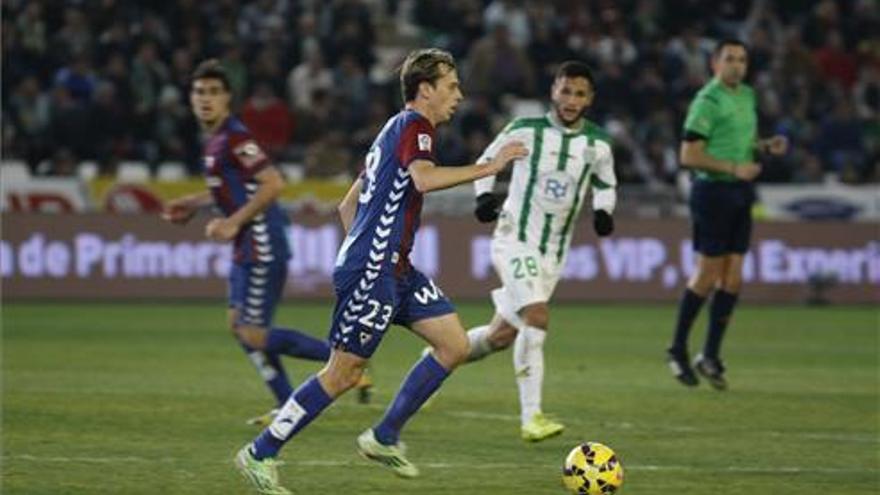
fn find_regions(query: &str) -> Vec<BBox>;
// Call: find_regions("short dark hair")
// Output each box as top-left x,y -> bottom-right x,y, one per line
190,59 -> 231,91
713,39 -> 748,57
555,61 -> 595,89
399,48 -> 456,103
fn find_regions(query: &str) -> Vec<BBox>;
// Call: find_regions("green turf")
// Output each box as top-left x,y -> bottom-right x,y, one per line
2,302 -> 878,494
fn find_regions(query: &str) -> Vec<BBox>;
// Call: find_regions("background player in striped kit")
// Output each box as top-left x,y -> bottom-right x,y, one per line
452,61 -> 618,442
161,60 -> 369,426
235,48 -> 527,494
665,40 -> 788,390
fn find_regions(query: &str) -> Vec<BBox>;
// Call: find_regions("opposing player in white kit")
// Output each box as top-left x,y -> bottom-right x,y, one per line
464,61 -> 618,441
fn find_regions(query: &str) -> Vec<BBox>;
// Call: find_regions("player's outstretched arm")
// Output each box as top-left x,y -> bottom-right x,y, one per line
161,191 -> 213,224
338,178 -> 363,234
206,166 -> 285,241
409,141 -> 527,193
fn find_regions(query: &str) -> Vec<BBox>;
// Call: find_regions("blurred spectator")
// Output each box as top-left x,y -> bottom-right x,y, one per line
97,20 -> 134,65
154,85 -> 196,163
853,66 -> 879,120
169,48 -> 195,92
44,147 -> 79,176
16,2 -> 48,62
664,25 -> 714,84
90,81 -> 133,165
814,30 -> 859,89
801,0 -> 841,49
52,8 -> 93,61
241,81 -> 295,159
483,0 -> 531,48
250,47 -> 286,96
295,87 -> 336,145
287,45 -> 334,111
779,27 -> 818,83
53,54 -> 97,103
130,40 -> 170,141
326,0 -> 375,70
333,54 -> 371,129
594,24 -> 638,70
816,99 -> 867,181
48,86 -> 91,160
238,0 -> 290,46
351,98 -> 393,159
304,130 -> 353,179
219,44 -> 248,103
8,76 -> 51,166
465,24 -> 536,101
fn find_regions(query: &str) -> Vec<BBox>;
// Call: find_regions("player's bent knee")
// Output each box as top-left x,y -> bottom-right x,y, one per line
433,336 -> 469,369
488,323 -> 518,349
720,278 -> 742,294
520,304 -> 550,330
234,324 -> 269,350
319,352 -> 367,395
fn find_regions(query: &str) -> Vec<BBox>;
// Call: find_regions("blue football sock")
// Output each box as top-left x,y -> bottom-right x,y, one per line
704,290 -> 738,360
374,353 -> 450,446
240,343 -> 293,405
670,288 -> 706,354
251,376 -> 333,460
265,354 -> 294,405
266,327 -> 331,361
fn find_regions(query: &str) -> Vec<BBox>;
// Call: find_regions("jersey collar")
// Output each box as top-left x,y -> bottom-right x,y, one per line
546,110 -> 584,135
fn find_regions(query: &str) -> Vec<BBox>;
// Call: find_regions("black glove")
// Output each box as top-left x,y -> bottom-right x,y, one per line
474,193 -> 501,223
593,210 -> 614,237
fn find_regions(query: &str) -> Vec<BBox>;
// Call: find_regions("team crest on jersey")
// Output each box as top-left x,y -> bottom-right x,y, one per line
233,140 -> 267,168
417,133 -> 432,152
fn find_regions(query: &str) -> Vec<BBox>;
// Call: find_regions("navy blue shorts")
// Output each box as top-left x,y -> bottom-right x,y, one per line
689,180 -> 755,256
228,261 -> 288,328
328,268 -> 455,358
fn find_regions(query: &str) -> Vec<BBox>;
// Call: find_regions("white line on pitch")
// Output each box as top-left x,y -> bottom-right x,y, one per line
5,455 -> 877,475
336,403 -> 878,444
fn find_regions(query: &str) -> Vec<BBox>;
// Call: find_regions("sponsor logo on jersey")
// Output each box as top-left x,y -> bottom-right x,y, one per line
537,171 -> 576,213
413,279 -> 444,305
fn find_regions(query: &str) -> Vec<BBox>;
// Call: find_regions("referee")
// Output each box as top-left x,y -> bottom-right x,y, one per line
666,39 -> 788,390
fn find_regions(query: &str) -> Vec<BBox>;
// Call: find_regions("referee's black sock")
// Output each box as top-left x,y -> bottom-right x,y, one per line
670,288 -> 706,354
704,290 -> 739,360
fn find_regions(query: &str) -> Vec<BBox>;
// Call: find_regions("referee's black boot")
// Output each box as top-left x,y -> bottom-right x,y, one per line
693,353 -> 727,391
666,348 -> 699,387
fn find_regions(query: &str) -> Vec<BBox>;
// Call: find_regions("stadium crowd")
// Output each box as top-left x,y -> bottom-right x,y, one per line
2,0 -> 878,184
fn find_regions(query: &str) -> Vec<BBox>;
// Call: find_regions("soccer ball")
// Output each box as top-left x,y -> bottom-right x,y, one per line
562,442 -> 624,494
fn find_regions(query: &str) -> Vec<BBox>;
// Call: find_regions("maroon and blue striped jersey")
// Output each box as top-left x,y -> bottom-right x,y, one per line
335,109 -> 436,277
201,116 -> 291,264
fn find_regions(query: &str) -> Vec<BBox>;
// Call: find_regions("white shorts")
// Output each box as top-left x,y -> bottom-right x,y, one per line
490,231 -> 562,329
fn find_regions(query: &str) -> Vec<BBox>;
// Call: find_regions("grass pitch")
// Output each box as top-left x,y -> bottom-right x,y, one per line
2,302 -> 878,494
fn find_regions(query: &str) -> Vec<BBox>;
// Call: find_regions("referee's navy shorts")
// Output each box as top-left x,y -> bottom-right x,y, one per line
689,179 -> 755,256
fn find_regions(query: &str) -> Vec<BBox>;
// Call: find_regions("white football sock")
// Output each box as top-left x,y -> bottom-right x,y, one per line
513,326 -> 546,426
466,325 -> 493,362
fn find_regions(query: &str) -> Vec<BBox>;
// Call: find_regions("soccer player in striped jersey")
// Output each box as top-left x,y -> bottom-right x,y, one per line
666,40 -> 787,390
235,48 -> 526,494
162,60 -> 370,427
460,61 -> 618,442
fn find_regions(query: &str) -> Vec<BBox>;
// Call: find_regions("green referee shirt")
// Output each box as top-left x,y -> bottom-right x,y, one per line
682,77 -> 758,182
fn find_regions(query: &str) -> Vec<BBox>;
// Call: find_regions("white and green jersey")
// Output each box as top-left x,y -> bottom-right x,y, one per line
475,112 -> 617,262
